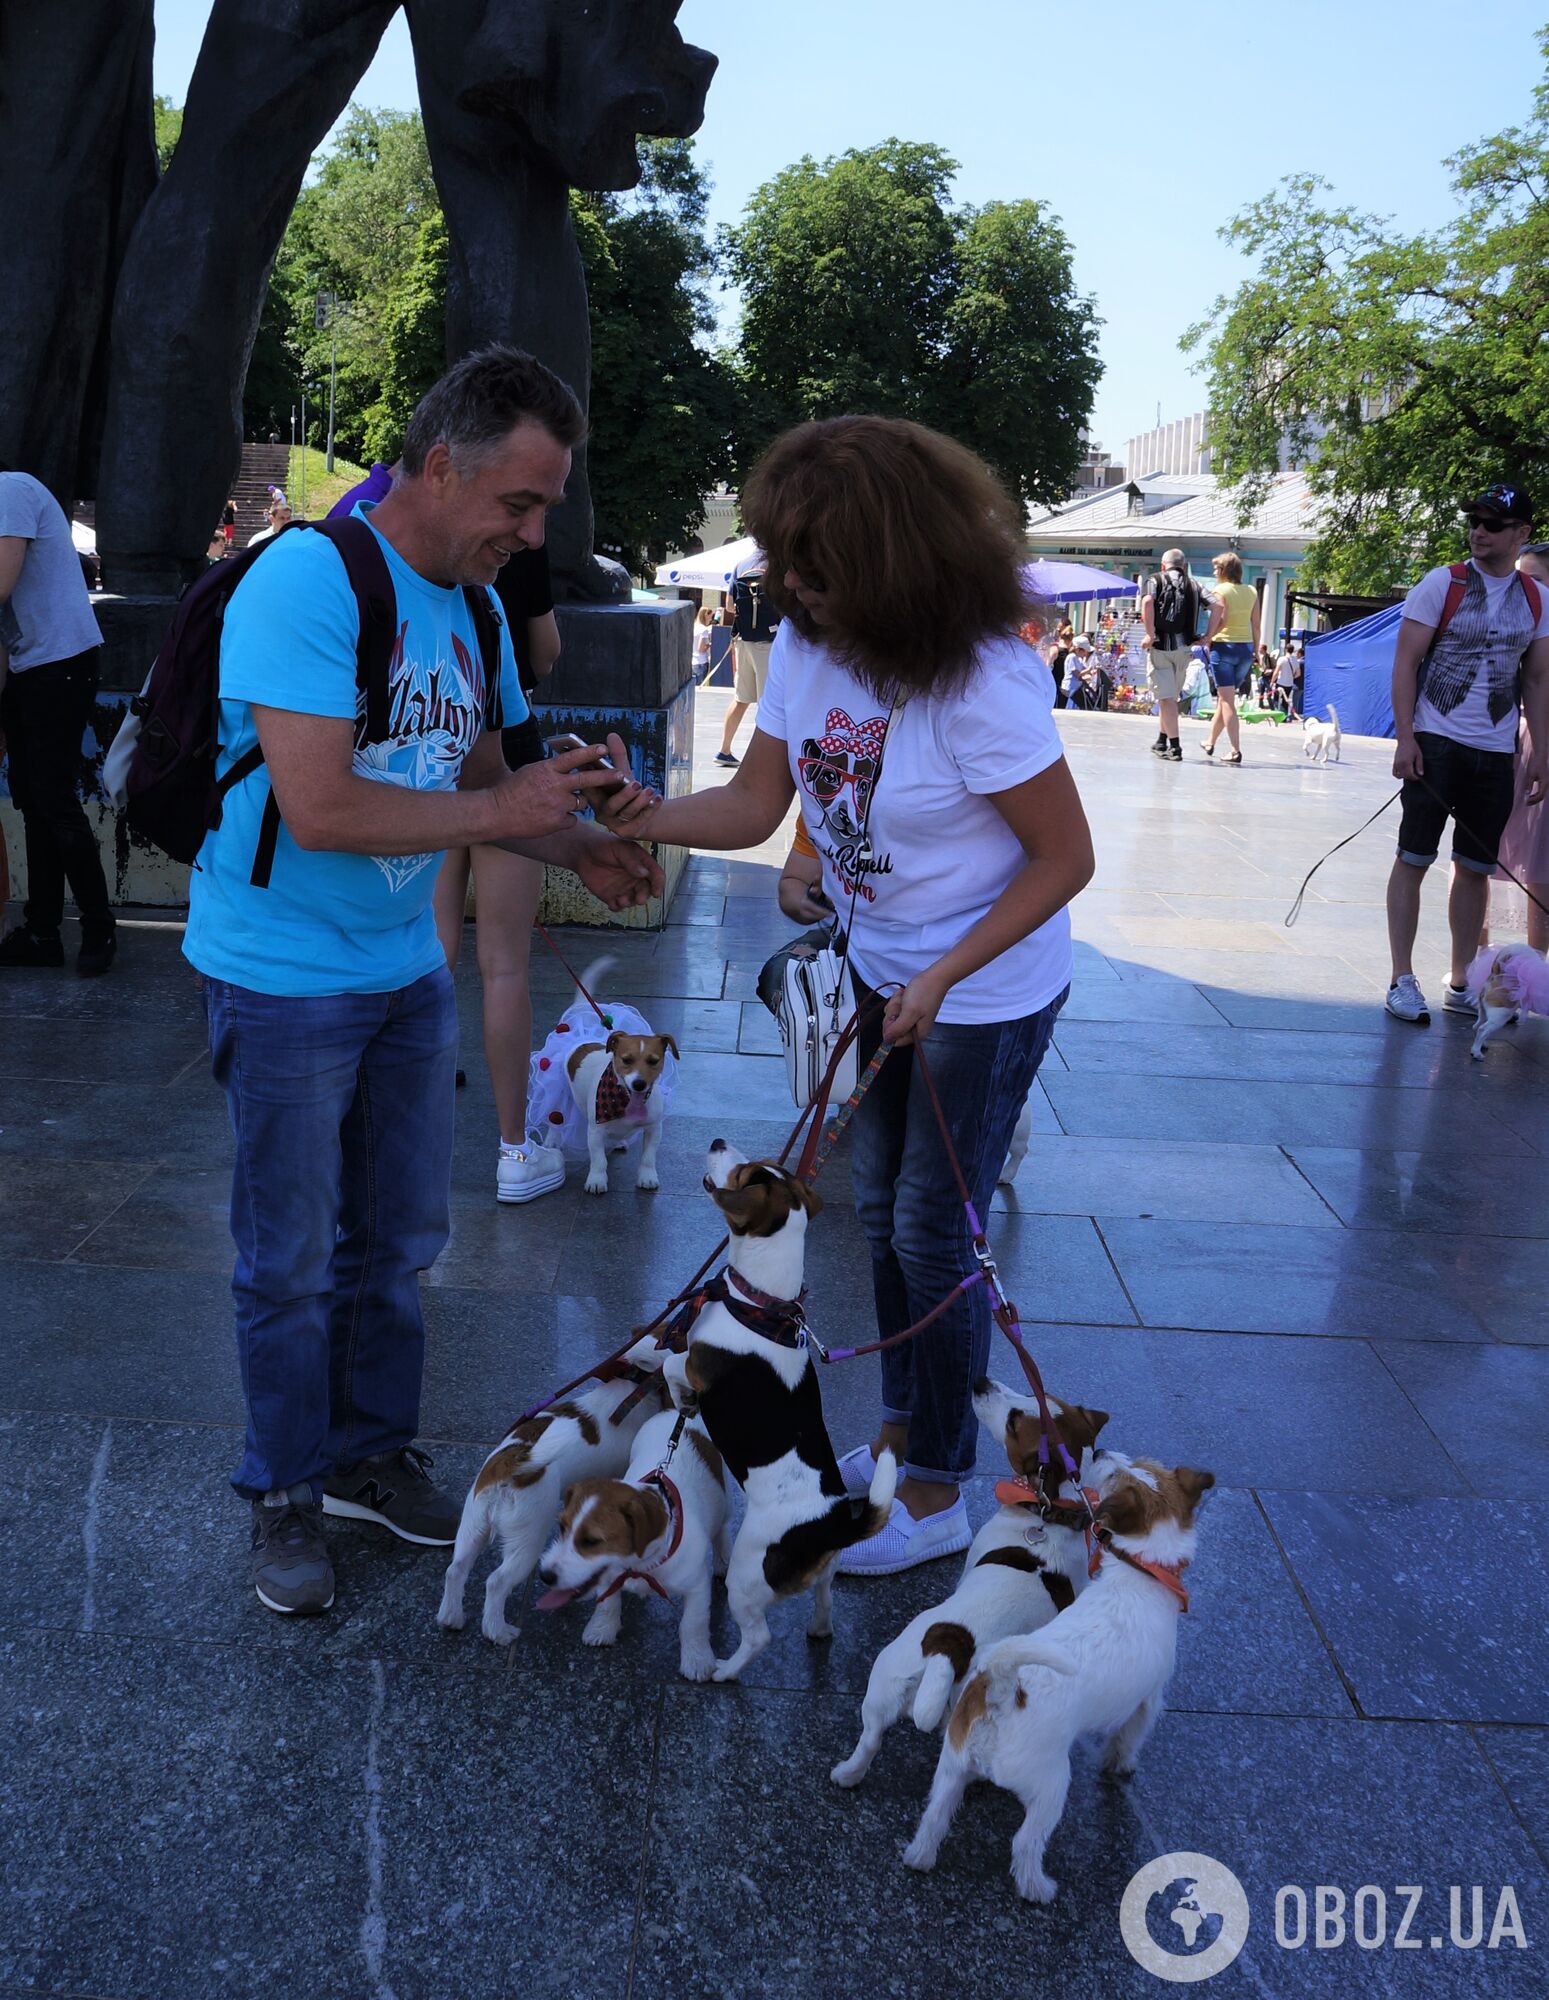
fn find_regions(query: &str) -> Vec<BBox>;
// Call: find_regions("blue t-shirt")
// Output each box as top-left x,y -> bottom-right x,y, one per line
183,506 -> 527,996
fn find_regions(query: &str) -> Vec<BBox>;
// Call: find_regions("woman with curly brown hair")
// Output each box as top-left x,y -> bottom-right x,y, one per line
603,416 -> 1094,1574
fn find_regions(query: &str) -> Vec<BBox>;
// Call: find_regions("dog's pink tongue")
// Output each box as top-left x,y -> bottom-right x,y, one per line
534,1584 -> 587,1611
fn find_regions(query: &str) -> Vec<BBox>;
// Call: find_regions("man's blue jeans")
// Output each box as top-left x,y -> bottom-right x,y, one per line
850,987 -> 1067,1484
203,967 -> 457,1500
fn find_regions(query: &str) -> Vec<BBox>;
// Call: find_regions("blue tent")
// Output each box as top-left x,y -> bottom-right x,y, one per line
1303,605 -> 1405,736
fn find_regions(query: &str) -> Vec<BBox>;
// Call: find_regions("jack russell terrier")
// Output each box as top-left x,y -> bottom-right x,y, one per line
662,1140 -> 897,1681
435,1337 -> 669,1645
903,1449 -> 1214,1904
830,1378 -> 1108,1788
566,1027 -> 679,1195
534,1406 -> 732,1681
1466,941 -> 1549,1058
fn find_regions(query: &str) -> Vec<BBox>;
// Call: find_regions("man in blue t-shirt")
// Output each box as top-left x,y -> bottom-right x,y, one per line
190,347 -> 663,1617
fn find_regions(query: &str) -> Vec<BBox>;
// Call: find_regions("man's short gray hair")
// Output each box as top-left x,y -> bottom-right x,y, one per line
400,344 -> 586,476
1161,547 -> 1187,570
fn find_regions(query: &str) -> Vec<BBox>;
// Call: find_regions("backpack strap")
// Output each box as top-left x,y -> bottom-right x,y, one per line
245,517 -> 398,889
464,585 -> 505,731
1434,561 -> 1471,645
1520,574 -> 1542,625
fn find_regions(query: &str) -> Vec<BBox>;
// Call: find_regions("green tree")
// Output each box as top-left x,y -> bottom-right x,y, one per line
362,208 -> 449,463
280,107 -> 440,460
1186,25 -> 1549,593
153,94 -> 182,172
940,200 -> 1103,510
723,141 -> 1099,505
577,138 -> 737,574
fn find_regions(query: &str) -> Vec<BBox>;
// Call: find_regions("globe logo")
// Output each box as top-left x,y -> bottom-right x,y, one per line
1119,1854 -> 1250,1984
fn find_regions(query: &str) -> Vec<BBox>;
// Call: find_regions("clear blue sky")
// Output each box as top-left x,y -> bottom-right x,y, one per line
154,0 -> 1548,457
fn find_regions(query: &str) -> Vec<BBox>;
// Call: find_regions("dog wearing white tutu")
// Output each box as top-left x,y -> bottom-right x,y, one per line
527,961 -> 681,1193
1465,942 -> 1549,1059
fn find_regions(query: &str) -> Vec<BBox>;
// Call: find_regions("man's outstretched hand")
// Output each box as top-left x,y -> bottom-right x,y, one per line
569,824 -> 664,910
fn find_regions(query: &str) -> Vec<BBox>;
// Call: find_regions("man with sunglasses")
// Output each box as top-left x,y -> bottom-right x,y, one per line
1386,481 -> 1549,1023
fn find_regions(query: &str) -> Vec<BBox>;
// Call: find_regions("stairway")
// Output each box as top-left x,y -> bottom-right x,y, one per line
228,443 -> 294,545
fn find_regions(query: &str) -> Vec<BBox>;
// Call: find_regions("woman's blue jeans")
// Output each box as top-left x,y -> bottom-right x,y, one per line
850,986 -> 1067,1484
202,967 -> 457,1500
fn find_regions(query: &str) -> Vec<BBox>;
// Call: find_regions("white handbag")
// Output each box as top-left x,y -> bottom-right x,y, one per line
774,700 -> 898,1111
778,943 -> 858,1111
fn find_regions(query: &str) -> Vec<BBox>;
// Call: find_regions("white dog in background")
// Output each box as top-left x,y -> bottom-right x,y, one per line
1303,705 -> 1341,763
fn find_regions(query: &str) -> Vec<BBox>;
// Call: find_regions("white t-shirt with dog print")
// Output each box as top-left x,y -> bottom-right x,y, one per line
757,624 -> 1073,1024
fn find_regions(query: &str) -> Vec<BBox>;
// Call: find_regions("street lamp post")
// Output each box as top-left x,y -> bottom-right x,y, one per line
315,288 -> 339,475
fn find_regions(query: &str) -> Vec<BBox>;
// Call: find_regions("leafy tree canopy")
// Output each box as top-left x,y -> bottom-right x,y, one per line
723,140 -> 1100,509
1186,24 -> 1549,592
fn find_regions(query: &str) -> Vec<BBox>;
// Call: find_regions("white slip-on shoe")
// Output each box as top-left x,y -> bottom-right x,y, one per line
496,1140 -> 566,1205
1385,974 -> 1430,1025
836,1496 -> 971,1577
835,1444 -> 878,1496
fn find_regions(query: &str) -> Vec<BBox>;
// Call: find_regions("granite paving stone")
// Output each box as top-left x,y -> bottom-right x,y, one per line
1286,1146 -> 1549,1237
1261,1494 -> 1549,1723
1370,1342 -> 1549,1489
994,1133 -> 1339,1226
1098,1217 -> 1534,1343
0,1157 -> 154,1260
633,1694 -> 1546,1999
1478,1728 -> 1549,1857
5,709 -> 1549,1998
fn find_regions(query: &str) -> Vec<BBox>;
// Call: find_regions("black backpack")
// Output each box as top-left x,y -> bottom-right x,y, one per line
1152,570 -> 1199,646
103,518 -> 505,887
731,572 -> 780,643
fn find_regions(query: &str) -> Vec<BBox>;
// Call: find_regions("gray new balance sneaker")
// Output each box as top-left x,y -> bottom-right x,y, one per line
250,1484 -> 335,1615
322,1445 -> 459,1545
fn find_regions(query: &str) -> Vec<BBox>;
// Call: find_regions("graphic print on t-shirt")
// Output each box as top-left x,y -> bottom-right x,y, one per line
355,620 -> 490,893
797,705 -> 893,902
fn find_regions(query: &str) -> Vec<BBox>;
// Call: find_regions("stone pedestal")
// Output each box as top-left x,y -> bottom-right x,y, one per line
0,594 -> 695,930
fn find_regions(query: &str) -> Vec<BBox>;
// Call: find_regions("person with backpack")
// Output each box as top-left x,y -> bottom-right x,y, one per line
1140,547 -> 1201,761
180,348 -> 662,1617
715,559 -> 781,766
0,464 -> 117,975
1386,481 -> 1549,1025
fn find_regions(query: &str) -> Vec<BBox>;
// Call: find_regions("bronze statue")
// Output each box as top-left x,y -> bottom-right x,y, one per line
7,1 -> 715,599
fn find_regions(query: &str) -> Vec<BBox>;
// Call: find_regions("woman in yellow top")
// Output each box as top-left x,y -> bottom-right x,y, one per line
1202,551 -> 1262,763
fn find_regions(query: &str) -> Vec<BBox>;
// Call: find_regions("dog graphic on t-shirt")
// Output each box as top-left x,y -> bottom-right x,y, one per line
799,706 -> 892,901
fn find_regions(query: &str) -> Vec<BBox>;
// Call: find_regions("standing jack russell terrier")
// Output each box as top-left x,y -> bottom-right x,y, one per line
903,1451 -> 1214,1904
534,1406 -> 731,1681
435,1337 -> 669,1645
662,1140 -> 897,1681
566,1028 -> 679,1195
830,1378 -> 1108,1788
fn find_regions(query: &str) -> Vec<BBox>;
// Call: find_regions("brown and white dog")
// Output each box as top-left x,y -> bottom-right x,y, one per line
903,1450 -> 1214,1903
662,1140 -> 897,1681
830,1379 -> 1108,1788
534,1406 -> 732,1681
435,1336 -> 668,1645
566,1027 -> 679,1195
1466,942 -> 1549,1059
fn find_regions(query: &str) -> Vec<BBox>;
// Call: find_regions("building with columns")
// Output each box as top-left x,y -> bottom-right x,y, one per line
1024,469 -> 1322,641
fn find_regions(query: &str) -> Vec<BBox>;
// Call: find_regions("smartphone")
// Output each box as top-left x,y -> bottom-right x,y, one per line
546,731 -> 621,780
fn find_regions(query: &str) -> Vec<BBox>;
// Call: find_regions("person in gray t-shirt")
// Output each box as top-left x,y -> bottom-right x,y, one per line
0,468 -> 115,974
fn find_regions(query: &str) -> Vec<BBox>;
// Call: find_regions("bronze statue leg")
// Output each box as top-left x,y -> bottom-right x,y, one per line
97,0 -> 399,593
0,0 -> 156,510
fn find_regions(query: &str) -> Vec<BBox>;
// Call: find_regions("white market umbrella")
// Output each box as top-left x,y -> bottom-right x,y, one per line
655,535 -> 762,591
